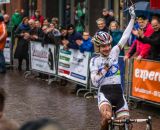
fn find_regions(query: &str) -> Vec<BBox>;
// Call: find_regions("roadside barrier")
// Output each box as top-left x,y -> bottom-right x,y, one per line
25,41 -> 91,93
15,40 -> 160,105
30,41 -> 56,75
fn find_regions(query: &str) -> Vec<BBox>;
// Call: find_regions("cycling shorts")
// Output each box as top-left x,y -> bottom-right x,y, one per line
98,84 -> 129,118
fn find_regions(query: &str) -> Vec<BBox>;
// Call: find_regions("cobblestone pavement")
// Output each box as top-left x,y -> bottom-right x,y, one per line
0,70 -> 160,130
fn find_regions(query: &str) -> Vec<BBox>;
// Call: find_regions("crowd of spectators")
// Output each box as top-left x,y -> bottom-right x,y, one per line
0,7 -> 160,73
0,5 -> 160,130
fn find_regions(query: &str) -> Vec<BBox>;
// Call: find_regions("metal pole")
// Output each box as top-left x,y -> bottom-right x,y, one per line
70,0 -> 74,24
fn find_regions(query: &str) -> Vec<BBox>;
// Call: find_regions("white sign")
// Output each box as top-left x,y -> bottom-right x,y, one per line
4,37 -> 11,63
30,41 -> 56,75
0,0 -> 10,4
58,46 -> 90,84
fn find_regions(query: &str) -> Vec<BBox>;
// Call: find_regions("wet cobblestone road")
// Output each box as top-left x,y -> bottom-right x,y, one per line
0,70 -> 160,130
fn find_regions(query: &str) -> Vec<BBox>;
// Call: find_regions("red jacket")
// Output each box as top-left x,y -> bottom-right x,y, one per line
31,15 -> 44,25
0,22 -> 7,50
126,23 -> 154,58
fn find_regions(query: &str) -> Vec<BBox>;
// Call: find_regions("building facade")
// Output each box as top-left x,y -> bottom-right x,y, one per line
2,0 -> 149,34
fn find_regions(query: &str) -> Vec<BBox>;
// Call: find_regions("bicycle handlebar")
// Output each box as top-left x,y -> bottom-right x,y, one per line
112,116 -> 151,124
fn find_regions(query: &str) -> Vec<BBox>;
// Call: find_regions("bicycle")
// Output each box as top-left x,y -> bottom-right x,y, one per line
108,116 -> 152,130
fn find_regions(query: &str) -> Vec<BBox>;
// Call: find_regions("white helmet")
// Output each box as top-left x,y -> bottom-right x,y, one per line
92,31 -> 112,46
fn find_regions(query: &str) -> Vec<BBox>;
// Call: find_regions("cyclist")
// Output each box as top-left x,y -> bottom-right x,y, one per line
90,6 -> 135,130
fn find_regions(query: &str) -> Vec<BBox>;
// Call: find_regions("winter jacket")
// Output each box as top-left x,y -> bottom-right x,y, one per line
31,15 -> 44,25
30,27 -> 44,42
68,31 -> 82,49
10,12 -> 22,29
0,22 -> 7,50
110,30 -> 124,56
79,37 -> 94,53
103,15 -> 115,28
14,23 -> 30,59
126,23 -> 154,59
138,29 -> 160,61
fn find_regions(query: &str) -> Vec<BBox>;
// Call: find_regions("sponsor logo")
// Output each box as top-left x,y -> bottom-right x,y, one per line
135,68 -> 160,82
60,49 -> 71,55
71,72 -> 86,80
59,55 -> 70,62
59,62 -> 70,68
59,69 -> 70,75
32,48 -> 48,59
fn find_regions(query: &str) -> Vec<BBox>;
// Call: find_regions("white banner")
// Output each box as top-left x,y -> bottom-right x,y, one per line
0,0 -> 10,4
4,37 -> 11,63
30,41 -> 56,75
58,46 -> 90,84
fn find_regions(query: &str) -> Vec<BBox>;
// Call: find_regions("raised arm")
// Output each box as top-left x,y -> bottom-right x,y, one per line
118,6 -> 135,49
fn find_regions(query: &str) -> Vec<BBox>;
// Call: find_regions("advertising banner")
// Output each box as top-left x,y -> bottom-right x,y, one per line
58,46 -> 90,84
132,59 -> 160,103
4,37 -> 11,64
30,41 -> 56,75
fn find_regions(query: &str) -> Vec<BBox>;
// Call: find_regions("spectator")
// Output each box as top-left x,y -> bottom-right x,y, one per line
134,15 -> 160,61
10,9 -> 22,31
43,18 -> 50,27
60,26 -> 68,41
14,17 -> 30,71
96,18 -> 108,32
62,24 -> 82,50
0,16 -> 7,74
3,14 -> 10,26
124,15 -> 154,61
29,19 -> 43,42
42,25 -> 56,45
28,19 -> 35,30
31,10 -> 44,26
20,118 -> 64,130
60,26 -> 68,46
3,14 -> 11,37
93,18 -> 108,53
35,20 -> 41,28
102,8 -> 115,28
0,87 -> 19,130
109,21 -> 124,56
51,17 -> 59,29
20,9 -> 27,19
76,32 -> 94,53
49,23 -> 61,37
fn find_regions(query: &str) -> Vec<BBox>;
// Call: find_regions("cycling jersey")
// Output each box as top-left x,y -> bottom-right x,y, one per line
90,45 -> 121,87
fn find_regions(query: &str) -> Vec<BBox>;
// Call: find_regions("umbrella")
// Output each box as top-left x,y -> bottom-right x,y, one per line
124,1 -> 160,16
124,1 -> 150,12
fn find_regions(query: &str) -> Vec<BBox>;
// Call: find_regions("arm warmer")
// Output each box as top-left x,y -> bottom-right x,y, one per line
118,18 -> 135,49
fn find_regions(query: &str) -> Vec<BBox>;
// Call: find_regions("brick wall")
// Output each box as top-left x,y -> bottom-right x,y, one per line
6,0 -> 22,15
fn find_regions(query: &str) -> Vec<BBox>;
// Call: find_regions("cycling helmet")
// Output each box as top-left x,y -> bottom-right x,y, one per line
92,31 -> 112,46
